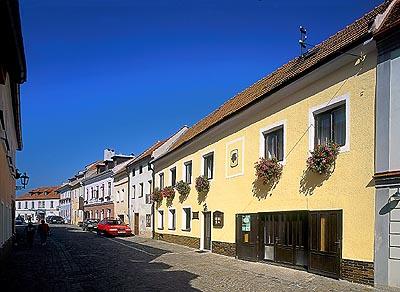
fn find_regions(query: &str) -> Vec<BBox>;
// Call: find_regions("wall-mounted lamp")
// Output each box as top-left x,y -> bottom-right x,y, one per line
390,188 -> 400,202
16,169 -> 29,190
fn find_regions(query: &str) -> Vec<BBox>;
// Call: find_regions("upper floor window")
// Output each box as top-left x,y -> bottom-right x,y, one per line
50,201 -> 54,208
139,183 -> 144,198
159,173 -> 164,189
264,126 -> 284,161
132,168 -> 135,176
121,189 -> 124,202
314,103 -> 346,147
31,201 -> 34,209
132,185 -> 136,199
25,202 -> 28,209
170,167 -> 176,186
139,165 -> 143,174
184,161 -> 192,184
203,153 -> 214,180
101,184 -> 104,197
18,202 -> 21,209
108,182 -> 111,196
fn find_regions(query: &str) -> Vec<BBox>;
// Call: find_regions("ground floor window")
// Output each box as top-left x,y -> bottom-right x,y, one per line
168,209 -> 176,230
182,207 -> 191,230
146,214 -> 151,227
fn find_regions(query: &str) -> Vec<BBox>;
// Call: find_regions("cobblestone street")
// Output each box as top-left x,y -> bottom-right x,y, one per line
0,225 -> 398,292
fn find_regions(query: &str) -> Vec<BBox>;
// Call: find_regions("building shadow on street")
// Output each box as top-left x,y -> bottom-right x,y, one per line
0,225 -> 200,292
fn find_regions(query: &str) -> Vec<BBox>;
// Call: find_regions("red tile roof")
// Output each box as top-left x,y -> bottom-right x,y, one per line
17,186 -> 60,201
128,140 -> 166,167
169,1 -> 392,153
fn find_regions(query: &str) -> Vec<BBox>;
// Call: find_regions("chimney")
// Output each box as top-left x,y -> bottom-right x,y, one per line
104,148 -> 115,161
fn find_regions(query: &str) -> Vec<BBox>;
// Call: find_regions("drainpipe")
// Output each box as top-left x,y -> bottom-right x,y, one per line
149,160 -> 155,239
127,166 -> 131,227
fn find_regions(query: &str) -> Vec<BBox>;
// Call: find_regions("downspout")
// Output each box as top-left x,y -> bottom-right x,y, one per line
149,160 -> 155,239
127,166 -> 131,227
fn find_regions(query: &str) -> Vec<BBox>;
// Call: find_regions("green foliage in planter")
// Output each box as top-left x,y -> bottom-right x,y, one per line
161,186 -> 175,199
307,142 -> 340,174
195,175 -> 210,194
254,157 -> 283,184
175,180 -> 190,196
151,187 -> 163,202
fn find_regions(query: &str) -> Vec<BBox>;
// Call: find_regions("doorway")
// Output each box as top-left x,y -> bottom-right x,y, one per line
308,210 -> 342,279
134,213 -> 139,235
203,212 -> 211,250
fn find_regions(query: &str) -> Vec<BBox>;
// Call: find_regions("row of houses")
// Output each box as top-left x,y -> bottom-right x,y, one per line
13,0 -> 400,289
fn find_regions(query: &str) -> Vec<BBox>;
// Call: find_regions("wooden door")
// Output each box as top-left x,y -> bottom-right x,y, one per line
308,210 -> 342,278
236,214 -> 259,261
274,213 -> 295,264
203,212 -> 211,250
134,213 -> 139,235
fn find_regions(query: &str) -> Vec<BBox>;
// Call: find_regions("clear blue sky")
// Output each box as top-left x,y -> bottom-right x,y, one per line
17,0 -> 382,192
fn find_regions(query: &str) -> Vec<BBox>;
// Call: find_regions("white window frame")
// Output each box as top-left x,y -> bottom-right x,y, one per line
259,120 -> 287,165
182,160 -> 193,184
139,183 -> 144,198
159,172 -> 164,189
157,209 -> 164,229
181,206 -> 192,231
132,185 -> 136,199
308,94 -> 350,153
201,150 -> 215,180
168,208 -> 176,230
170,166 -> 177,186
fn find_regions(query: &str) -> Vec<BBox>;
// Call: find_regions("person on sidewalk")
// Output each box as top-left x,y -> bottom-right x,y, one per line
25,222 -> 36,248
37,219 -> 50,246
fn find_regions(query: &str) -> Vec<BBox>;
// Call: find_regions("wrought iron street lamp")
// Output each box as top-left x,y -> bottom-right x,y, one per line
15,170 -> 29,190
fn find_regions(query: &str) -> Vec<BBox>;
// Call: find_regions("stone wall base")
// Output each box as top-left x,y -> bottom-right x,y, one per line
0,236 -> 14,263
341,259 -> 374,286
155,232 -> 200,249
212,241 -> 236,257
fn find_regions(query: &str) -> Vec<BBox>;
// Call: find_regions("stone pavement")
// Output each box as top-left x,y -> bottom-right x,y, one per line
0,225 -> 399,292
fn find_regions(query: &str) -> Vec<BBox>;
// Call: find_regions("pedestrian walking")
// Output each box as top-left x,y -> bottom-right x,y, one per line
37,219 -> 50,246
25,222 -> 36,248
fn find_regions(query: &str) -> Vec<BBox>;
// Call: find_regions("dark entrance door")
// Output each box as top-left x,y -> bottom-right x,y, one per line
134,213 -> 139,235
272,211 -> 308,267
203,212 -> 211,250
236,213 -> 259,260
308,210 -> 342,279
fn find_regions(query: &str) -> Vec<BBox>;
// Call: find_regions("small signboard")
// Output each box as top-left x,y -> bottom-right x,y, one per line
242,215 -> 251,231
192,211 -> 199,220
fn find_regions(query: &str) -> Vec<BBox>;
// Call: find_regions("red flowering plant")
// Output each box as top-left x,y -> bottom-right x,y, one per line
195,176 -> 210,194
161,186 -> 175,199
151,187 -> 163,203
175,180 -> 190,197
306,142 -> 340,175
254,157 -> 283,185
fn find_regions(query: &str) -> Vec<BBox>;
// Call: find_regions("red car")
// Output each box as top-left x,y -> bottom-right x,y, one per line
97,218 -> 132,237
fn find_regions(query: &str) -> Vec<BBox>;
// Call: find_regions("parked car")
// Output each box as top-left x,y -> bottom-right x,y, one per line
46,216 -> 54,223
15,217 -> 25,225
48,216 -> 65,224
82,219 -> 99,231
97,218 -> 131,237
77,221 -> 83,227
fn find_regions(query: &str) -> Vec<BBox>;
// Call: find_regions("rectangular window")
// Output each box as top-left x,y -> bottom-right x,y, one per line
108,182 -> 111,196
168,209 -> 176,230
25,202 -> 28,209
158,210 -> 164,229
159,173 -> 164,189
184,161 -> 192,184
31,201 -> 34,209
170,167 -> 176,186
101,184 -> 104,197
203,153 -> 214,179
314,104 -> 346,147
132,168 -> 135,176
264,126 -> 284,161
96,186 -> 99,199
139,183 -> 144,198
139,165 -> 143,174
18,202 -> 21,209
132,185 -> 136,199
50,201 -> 54,208
121,189 -> 124,202
146,180 -> 152,204
182,207 -> 191,230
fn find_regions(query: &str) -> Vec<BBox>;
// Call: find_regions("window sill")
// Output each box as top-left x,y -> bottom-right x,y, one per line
168,228 -> 176,231
181,228 -> 191,232
157,227 -> 163,230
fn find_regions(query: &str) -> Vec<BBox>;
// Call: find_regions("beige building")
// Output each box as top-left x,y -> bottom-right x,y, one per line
113,159 -> 133,223
0,0 -> 26,259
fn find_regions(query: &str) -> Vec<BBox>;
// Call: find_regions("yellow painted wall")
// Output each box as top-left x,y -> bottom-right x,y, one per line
113,173 -> 129,222
155,54 -> 377,262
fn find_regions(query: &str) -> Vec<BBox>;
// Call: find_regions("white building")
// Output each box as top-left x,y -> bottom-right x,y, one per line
128,126 -> 188,237
82,149 -> 133,220
57,183 -> 71,223
15,186 -> 60,222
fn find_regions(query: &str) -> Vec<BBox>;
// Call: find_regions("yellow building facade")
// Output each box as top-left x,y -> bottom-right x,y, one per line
153,19 -> 382,284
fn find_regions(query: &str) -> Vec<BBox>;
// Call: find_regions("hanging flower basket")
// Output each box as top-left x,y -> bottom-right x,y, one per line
161,186 -> 175,199
254,157 -> 283,185
151,187 -> 163,203
195,175 -> 210,194
175,180 -> 191,196
307,142 -> 340,175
